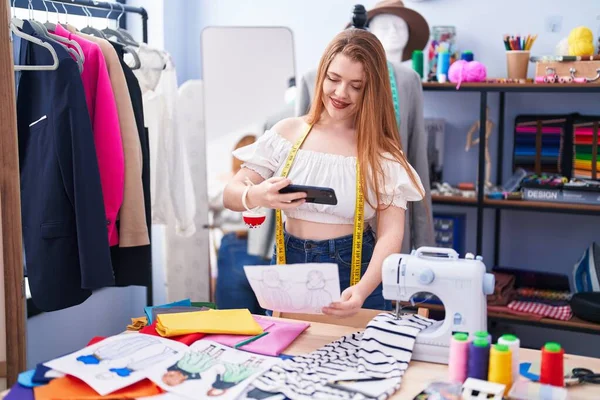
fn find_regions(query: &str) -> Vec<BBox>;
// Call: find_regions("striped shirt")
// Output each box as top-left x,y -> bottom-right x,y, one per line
247,313 -> 433,399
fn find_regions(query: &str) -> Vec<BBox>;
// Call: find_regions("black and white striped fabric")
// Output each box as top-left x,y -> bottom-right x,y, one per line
249,313 -> 434,400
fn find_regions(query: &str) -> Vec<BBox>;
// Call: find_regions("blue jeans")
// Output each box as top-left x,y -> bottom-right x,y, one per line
269,228 -> 392,311
215,233 -> 270,314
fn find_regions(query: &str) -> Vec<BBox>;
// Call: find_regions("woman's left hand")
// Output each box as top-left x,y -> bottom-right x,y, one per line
322,285 -> 369,317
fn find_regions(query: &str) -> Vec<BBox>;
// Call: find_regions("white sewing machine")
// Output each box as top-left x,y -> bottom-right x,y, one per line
382,247 -> 495,364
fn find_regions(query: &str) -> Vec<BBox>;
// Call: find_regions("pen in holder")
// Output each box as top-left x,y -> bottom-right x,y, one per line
504,34 -> 537,79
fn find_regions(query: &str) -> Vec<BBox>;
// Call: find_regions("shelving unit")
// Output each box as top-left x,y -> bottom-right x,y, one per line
399,302 -> 600,335
433,194 -> 600,216
425,82 -> 600,335
424,82 -> 600,263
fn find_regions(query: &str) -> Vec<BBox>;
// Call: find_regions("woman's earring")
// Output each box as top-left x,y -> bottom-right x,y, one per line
241,179 -> 266,228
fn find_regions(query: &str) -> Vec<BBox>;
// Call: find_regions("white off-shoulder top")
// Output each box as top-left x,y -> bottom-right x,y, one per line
232,129 -> 424,225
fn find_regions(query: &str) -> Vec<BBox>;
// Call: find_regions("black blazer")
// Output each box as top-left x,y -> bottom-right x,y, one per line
109,41 -> 152,288
17,22 -> 115,312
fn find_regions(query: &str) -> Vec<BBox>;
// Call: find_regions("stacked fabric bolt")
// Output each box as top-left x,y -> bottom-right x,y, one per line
513,124 -> 563,173
573,125 -> 599,179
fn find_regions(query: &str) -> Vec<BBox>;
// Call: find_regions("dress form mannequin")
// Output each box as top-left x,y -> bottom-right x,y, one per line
368,14 -> 410,65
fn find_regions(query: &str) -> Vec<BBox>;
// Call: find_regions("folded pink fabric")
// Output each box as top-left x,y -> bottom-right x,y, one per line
203,316 -> 310,356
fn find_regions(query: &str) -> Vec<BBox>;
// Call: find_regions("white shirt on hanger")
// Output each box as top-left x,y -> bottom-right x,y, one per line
133,44 -> 196,237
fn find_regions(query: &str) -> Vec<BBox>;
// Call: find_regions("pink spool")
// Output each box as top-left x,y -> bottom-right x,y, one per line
448,332 -> 470,383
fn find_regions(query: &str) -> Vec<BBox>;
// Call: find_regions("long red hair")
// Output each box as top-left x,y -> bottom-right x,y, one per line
307,29 -> 424,209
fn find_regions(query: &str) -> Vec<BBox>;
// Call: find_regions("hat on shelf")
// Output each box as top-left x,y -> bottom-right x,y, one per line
347,0 -> 430,62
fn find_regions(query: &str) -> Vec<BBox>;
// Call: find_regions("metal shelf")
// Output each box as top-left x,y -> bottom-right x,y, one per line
432,195 -> 600,216
400,302 -> 600,335
423,82 -> 600,93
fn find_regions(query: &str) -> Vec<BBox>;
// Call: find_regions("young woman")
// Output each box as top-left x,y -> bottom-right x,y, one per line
223,28 -> 425,317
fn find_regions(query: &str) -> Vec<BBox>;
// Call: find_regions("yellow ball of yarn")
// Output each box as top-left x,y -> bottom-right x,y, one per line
568,26 -> 595,56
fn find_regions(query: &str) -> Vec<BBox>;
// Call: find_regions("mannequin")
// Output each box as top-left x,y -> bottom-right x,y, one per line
368,14 -> 410,65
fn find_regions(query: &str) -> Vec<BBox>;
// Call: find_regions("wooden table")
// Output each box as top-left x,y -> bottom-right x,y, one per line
280,318 -> 600,399
2,318 -> 599,399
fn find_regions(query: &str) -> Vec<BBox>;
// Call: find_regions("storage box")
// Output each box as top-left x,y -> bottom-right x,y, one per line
433,213 -> 465,256
535,60 -> 600,83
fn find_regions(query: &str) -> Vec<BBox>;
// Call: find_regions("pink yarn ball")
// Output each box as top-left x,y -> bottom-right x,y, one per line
448,60 -> 487,89
448,60 -> 468,83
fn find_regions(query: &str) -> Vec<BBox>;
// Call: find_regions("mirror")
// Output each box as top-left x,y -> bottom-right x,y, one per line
201,26 -> 296,306
202,26 -> 295,179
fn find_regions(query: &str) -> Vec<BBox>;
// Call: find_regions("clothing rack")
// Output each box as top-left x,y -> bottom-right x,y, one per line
15,0 -> 148,43
12,0 -> 154,313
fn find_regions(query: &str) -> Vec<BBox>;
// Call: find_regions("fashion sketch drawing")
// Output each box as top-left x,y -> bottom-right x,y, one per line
257,268 -> 293,310
304,270 -> 333,312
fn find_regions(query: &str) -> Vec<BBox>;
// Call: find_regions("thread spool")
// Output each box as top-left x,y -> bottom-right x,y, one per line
488,344 -> 513,395
461,51 -> 474,62
412,50 -> 424,78
467,338 -> 489,380
473,330 -> 492,344
437,51 -> 450,82
448,333 -> 469,383
540,342 -> 564,387
498,334 -> 520,384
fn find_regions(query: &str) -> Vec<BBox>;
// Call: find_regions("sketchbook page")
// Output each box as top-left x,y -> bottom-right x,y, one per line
145,340 -> 280,400
44,334 -> 188,396
243,263 -> 341,314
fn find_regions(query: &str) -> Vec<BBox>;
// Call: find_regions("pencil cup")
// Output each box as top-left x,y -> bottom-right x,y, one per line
506,50 -> 530,79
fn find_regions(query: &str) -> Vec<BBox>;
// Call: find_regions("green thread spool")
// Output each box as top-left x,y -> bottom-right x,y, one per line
412,50 -> 424,78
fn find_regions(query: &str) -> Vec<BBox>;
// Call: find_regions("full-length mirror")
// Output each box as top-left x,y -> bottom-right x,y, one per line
201,26 -> 296,309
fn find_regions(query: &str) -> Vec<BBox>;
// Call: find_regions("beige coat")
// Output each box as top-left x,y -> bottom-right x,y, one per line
74,30 -> 150,247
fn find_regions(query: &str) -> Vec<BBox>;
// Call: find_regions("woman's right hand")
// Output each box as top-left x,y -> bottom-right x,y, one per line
247,177 -> 306,210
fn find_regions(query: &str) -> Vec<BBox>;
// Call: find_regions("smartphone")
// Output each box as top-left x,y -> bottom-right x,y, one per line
279,184 -> 338,205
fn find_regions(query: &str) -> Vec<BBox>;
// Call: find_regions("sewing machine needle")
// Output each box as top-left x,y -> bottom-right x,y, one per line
395,301 -> 400,319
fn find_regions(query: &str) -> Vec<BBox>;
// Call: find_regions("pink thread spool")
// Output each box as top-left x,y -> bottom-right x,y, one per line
448,332 -> 470,383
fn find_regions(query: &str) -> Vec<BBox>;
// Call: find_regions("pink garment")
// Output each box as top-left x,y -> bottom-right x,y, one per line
202,316 -> 310,356
54,25 -> 124,246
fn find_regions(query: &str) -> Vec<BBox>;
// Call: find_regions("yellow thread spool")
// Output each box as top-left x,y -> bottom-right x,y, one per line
488,344 -> 512,395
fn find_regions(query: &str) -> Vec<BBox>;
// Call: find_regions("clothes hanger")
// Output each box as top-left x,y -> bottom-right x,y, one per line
101,3 -> 137,46
25,1 -> 84,73
80,6 -> 107,39
42,1 -> 85,66
10,3 -> 58,71
115,3 -> 139,46
41,0 -> 56,31
122,46 -> 141,70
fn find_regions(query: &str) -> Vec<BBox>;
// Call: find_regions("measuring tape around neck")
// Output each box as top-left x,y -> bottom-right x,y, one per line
275,123 -> 365,286
387,61 -> 401,128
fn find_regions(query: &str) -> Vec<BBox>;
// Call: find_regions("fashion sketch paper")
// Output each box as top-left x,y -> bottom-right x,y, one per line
44,333 -> 187,396
243,263 -> 341,314
145,340 -> 279,400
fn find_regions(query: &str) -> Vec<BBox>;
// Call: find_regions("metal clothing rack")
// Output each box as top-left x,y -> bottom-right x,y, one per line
15,0 -> 148,43
13,0 -> 153,312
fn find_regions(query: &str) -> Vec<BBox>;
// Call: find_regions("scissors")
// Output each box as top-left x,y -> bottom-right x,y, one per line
564,368 -> 600,386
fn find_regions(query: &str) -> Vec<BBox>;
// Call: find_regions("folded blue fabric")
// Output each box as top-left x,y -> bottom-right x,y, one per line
144,298 -> 191,324
32,364 -> 53,384
17,370 -> 43,388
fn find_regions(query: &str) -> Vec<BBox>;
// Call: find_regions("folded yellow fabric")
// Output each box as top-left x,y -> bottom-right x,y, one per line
155,309 -> 263,337
126,316 -> 148,331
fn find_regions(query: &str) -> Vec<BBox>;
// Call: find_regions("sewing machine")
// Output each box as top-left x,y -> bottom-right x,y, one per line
382,247 -> 495,364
